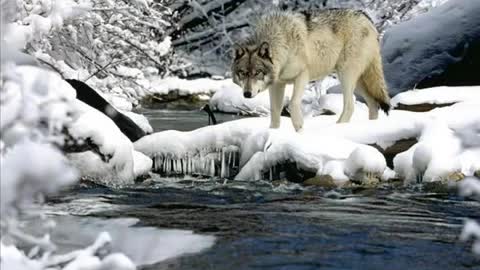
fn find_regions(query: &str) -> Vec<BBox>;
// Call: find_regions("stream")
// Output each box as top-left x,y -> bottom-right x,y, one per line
42,109 -> 479,270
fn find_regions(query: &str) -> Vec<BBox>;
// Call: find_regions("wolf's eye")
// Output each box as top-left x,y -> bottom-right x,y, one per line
238,70 -> 246,77
255,70 -> 264,77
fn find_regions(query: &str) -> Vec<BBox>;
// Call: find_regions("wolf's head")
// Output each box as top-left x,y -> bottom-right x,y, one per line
231,42 -> 273,98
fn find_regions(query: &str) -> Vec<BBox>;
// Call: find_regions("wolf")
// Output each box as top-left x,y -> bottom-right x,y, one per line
231,9 -> 391,131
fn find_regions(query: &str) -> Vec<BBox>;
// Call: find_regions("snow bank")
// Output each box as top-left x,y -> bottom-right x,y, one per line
391,86 -> 480,107
147,76 -> 233,96
0,63 -> 139,269
2,65 -> 147,185
37,216 -> 216,266
209,84 -> 273,116
209,77 -> 345,116
135,86 -> 480,184
392,119 -> 478,183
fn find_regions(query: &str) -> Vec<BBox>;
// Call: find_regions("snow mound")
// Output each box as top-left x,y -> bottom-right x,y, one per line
344,145 -> 387,180
391,86 -> 480,107
148,76 -> 233,96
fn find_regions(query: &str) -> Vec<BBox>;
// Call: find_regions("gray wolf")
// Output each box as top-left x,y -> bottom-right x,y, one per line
231,9 -> 391,131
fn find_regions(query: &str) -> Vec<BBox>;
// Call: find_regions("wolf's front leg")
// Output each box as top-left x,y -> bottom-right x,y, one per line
269,83 -> 286,129
290,72 -> 308,132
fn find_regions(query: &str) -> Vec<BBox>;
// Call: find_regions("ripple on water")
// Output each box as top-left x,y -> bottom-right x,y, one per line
41,176 -> 480,270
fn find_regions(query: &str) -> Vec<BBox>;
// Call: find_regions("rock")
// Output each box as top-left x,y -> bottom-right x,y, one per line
350,171 -> 381,188
422,172 -> 465,193
382,0 -> 480,95
447,171 -> 465,182
303,175 -> 337,188
370,138 -> 417,168
141,92 -> 209,110
394,102 -> 456,112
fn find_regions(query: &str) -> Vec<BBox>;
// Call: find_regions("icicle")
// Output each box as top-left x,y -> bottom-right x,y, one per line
181,158 -> 186,174
210,159 -> 215,177
220,147 -> 226,179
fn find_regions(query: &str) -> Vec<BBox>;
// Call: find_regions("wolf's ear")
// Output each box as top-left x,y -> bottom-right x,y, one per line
258,42 -> 272,61
233,46 -> 245,61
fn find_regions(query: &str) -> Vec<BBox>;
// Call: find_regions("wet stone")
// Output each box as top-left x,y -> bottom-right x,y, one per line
350,171 -> 382,188
303,175 -> 337,188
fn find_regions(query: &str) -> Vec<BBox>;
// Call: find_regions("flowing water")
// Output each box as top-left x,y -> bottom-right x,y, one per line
43,109 -> 480,269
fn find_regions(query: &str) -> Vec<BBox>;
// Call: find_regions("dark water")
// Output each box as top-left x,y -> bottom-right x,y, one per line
45,109 -> 480,269
134,108 -> 247,132
49,179 -> 480,270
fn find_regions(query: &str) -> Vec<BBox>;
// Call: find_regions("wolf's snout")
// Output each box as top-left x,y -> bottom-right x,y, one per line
243,92 -> 252,98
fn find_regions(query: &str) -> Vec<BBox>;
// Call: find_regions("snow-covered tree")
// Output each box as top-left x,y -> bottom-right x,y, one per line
3,0 -> 179,102
169,0 -> 448,77
1,2 -> 138,268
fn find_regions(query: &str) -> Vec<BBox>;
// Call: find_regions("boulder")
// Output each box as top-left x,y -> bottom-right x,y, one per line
382,0 -> 480,96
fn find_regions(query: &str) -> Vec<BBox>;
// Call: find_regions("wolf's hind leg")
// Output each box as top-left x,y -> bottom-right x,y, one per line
269,83 -> 286,129
290,71 -> 309,132
337,70 -> 362,123
356,80 -> 379,120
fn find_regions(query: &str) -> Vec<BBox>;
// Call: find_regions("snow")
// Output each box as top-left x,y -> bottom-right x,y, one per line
68,100 -> 136,185
459,178 -> 480,255
1,140 -> 78,216
122,111 -> 154,134
344,145 -> 387,180
460,219 -> 480,255
459,178 -> 480,199
0,62 -> 140,269
148,76 -> 233,96
3,0 -> 91,50
391,86 -> 480,107
210,84 -> 271,115
133,151 -> 153,178
135,86 -> 480,184
209,77 -> 346,116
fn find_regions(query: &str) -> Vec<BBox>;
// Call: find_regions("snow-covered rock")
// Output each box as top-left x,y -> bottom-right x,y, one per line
67,100 -> 137,185
393,112 -> 480,183
382,0 -> 480,95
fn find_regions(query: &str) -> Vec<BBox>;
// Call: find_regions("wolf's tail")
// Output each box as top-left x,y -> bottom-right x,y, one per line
360,54 -> 391,114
